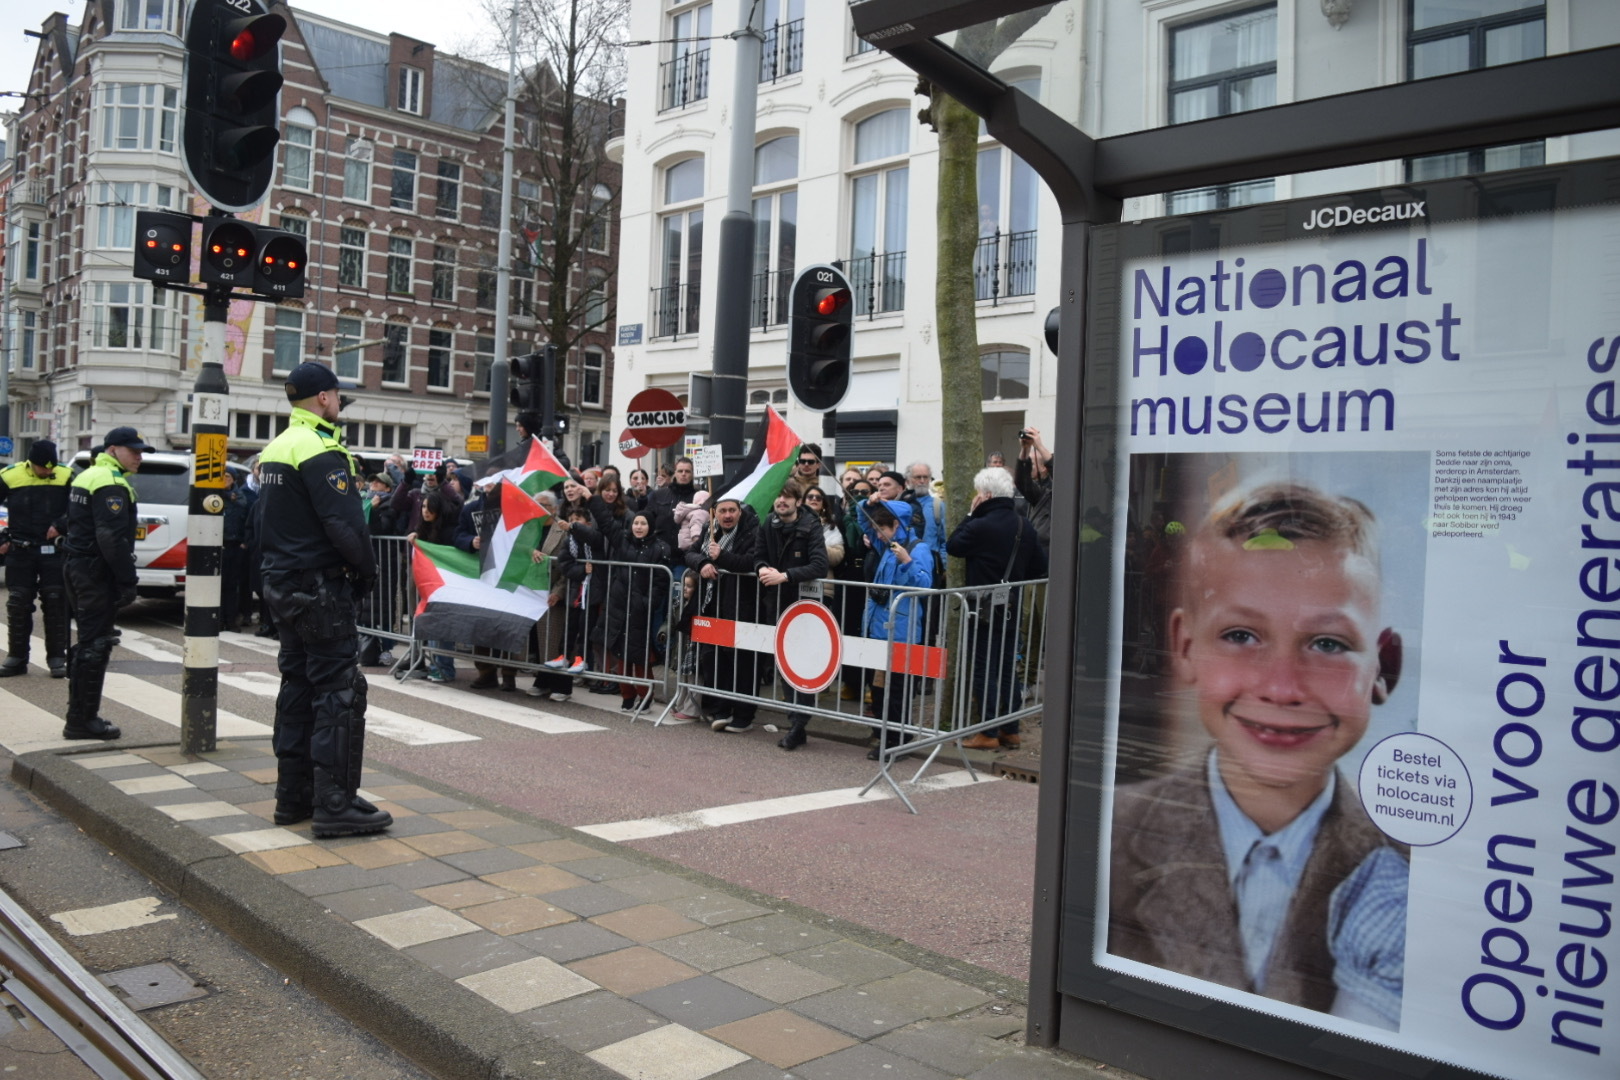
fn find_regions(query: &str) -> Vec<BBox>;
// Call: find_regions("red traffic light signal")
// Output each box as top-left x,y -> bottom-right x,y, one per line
787,266 -> 854,412
254,231 -> 308,298
132,211 -> 194,283
183,0 -> 285,211
199,219 -> 256,286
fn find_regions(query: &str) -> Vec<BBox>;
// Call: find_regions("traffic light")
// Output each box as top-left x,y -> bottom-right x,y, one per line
183,0 -> 286,211
199,218 -> 256,288
132,211 -> 194,284
253,229 -> 308,298
509,352 -> 536,409
786,265 -> 854,411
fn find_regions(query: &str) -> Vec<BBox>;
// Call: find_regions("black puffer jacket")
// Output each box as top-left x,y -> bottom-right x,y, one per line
684,507 -> 761,621
603,531 -> 672,665
753,510 -> 828,620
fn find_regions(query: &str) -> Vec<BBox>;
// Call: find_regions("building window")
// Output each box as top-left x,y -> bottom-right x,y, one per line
89,281 -> 174,350
582,271 -> 609,331
848,109 -> 909,315
283,124 -> 314,189
273,306 -> 303,373
981,348 -> 1030,400
1406,1 -> 1545,179
344,137 -> 373,202
432,244 -> 456,301
588,183 -> 612,252
476,262 -> 497,309
581,348 -> 604,408
387,234 -> 413,295
25,223 -> 41,279
335,314 -> 364,380
654,158 -> 704,338
436,160 -> 461,218
427,326 -> 453,389
96,182 -> 149,249
382,323 -> 409,383
1165,6 -> 1276,211
751,135 -> 798,328
100,84 -> 178,153
119,0 -> 170,31
398,66 -> 424,114
17,311 -> 38,370
391,149 -> 417,210
278,213 -> 308,239
339,224 -> 367,287
761,0 -> 804,83
661,3 -> 711,111
480,170 -> 502,228
976,77 -> 1039,303
474,335 -> 494,393
513,276 -> 535,320
517,178 -> 541,220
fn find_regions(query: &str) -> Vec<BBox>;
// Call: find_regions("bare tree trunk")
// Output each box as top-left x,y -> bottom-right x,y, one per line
934,89 -> 982,592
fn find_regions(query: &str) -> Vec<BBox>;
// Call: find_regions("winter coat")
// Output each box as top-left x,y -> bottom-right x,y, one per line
603,531 -> 672,666
647,480 -> 698,552
674,498 -> 711,554
1015,456 -> 1053,551
753,510 -> 829,620
588,494 -> 631,547
553,522 -> 609,608
946,496 -> 1048,588
858,498 -> 934,644
684,507 -> 761,622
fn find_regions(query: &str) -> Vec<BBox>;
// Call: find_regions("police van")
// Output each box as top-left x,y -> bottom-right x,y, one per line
71,450 -> 250,598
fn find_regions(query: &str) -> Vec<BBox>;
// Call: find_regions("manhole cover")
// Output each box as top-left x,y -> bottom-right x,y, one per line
97,962 -> 208,1010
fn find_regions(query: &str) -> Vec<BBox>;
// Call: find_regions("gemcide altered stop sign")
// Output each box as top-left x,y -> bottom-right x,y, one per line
618,429 -> 650,459
625,388 -> 686,449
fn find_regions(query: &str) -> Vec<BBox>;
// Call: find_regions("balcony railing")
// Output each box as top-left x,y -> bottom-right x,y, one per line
12,180 -> 49,207
650,282 -> 701,340
760,19 -> 804,83
659,49 -> 710,112
840,251 -> 907,317
750,268 -> 792,330
974,229 -> 1038,304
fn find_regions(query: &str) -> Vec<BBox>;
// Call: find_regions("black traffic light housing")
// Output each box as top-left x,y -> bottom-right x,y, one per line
194,217 -> 306,297
199,218 -> 256,287
510,353 -> 536,410
133,211 -> 194,284
787,264 -> 854,412
183,0 -> 286,211
253,229 -> 308,298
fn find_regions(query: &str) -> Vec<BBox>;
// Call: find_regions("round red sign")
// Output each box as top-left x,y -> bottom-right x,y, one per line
774,600 -> 843,694
625,387 -> 686,450
617,429 -> 650,459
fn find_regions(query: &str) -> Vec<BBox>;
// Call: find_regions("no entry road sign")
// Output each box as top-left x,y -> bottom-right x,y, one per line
625,388 -> 686,449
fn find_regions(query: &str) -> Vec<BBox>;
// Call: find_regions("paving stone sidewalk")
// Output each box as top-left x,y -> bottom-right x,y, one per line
60,741 -> 1108,1080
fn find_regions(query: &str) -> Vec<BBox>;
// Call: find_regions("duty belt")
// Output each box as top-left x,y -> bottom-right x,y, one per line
9,538 -> 57,550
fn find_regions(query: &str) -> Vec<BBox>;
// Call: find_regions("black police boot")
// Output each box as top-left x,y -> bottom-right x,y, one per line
0,657 -> 26,678
47,658 -> 66,679
778,715 -> 809,751
311,771 -> 392,839
63,635 -> 119,740
42,596 -> 70,679
63,716 -> 121,741
273,788 -> 313,826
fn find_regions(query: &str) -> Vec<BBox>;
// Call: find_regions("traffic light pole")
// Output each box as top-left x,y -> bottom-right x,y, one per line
180,285 -> 232,754
487,0 -> 520,458
708,1 -> 765,462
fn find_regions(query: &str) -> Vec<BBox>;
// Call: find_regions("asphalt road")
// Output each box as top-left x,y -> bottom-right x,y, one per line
0,597 -> 1041,985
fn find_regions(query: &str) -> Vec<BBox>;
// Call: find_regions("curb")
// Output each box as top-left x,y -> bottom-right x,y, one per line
12,747 -> 620,1080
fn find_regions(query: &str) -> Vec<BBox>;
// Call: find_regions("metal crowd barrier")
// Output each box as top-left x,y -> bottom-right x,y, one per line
359,535 -> 675,714
666,568 -> 1048,812
356,535 -> 1049,813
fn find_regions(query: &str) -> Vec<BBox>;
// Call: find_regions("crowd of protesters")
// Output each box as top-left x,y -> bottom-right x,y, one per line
340,414 -> 1052,757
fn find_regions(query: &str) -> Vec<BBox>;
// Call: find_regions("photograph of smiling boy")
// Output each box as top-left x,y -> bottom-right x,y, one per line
1108,458 -> 1418,1029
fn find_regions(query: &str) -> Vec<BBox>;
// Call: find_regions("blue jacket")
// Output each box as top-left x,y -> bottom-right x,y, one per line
858,498 -> 934,643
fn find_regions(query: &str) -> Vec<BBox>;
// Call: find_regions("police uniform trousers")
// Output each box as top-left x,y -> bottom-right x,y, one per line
262,568 -> 369,810
6,542 -> 69,662
63,557 -> 120,726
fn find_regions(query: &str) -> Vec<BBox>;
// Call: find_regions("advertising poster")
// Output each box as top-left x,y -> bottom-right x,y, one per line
1083,169 -> 1618,1079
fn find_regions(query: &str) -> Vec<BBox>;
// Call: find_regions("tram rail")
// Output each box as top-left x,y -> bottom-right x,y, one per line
0,884 -> 204,1080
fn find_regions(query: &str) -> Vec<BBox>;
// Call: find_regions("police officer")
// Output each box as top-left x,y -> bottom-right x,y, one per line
0,440 -> 73,679
61,427 -> 152,740
258,362 -> 390,838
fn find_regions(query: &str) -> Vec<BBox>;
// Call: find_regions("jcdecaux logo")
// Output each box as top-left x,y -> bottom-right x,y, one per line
1303,201 -> 1427,231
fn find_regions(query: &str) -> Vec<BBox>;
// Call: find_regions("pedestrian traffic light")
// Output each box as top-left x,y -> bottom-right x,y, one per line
787,265 -> 854,412
132,211 -> 194,284
183,0 -> 286,212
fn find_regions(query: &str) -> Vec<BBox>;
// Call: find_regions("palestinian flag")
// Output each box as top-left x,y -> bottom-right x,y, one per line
412,538 -> 546,654
481,480 -> 551,593
477,436 -> 569,497
717,406 -> 803,522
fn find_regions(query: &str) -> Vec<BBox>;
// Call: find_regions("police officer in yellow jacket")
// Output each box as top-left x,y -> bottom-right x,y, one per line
0,440 -> 73,678
258,363 -> 390,837
60,427 -> 151,740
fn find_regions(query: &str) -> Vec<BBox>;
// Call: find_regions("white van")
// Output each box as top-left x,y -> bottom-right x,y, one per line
71,450 -> 250,597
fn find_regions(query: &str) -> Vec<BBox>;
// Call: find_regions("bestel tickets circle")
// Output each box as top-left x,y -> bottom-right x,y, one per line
1357,731 -> 1472,846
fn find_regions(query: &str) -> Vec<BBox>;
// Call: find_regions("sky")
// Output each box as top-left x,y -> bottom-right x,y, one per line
2,0 -> 502,129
